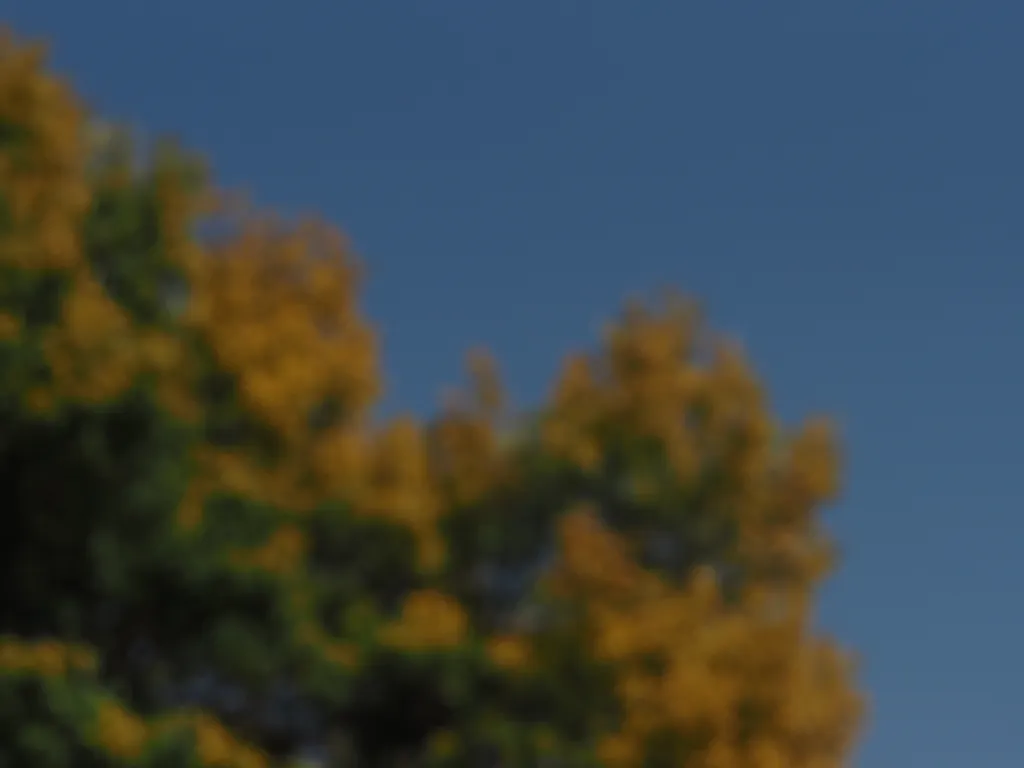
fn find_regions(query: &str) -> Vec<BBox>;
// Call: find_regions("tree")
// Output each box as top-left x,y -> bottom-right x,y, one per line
0,27 -> 863,768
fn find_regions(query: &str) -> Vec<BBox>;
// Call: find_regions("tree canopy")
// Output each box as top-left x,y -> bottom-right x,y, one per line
0,28 -> 863,768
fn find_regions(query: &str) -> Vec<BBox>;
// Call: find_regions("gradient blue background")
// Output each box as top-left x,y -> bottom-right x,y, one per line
9,2 -> 1023,765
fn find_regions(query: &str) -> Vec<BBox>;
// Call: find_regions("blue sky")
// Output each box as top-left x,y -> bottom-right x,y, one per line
9,2 -> 1024,765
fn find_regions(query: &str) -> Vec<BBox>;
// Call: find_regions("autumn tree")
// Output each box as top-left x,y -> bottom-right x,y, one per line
0,28 -> 863,768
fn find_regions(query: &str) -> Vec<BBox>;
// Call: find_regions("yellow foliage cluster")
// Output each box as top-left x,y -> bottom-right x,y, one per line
0,310 -> 20,339
381,589 -> 469,650
356,418 -> 444,566
551,509 -> 860,768
230,524 -> 308,575
95,700 -> 148,760
0,635 -> 270,767
187,220 -> 378,443
0,31 -> 88,272
179,714 -> 268,768
0,34 -> 192,413
543,299 -> 841,589
0,636 -> 96,677
91,711 -> 271,768
427,351 -> 507,508
485,634 -> 532,670
42,272 -> 138,403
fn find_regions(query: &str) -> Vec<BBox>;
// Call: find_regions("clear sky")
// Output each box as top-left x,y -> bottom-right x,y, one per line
9,2 -> 1023,765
